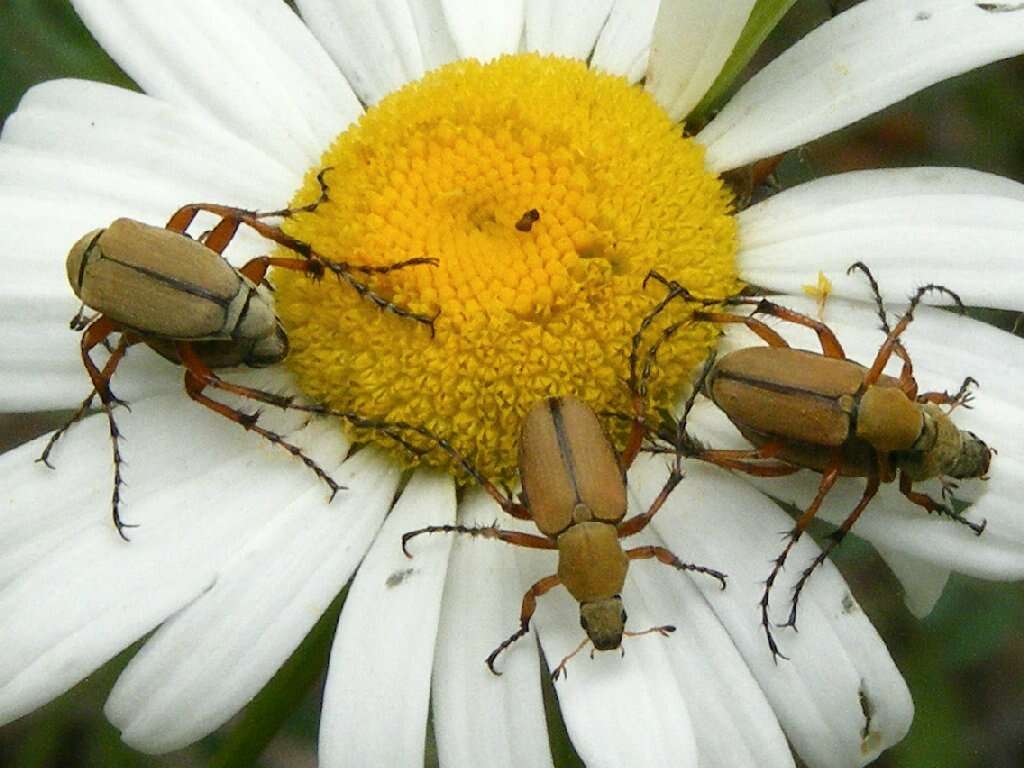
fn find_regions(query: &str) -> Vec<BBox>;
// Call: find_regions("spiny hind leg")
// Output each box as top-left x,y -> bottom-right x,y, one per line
77,319 -> 140,540
486,574 -> 562,675
781,471 -> 880,631
177,343 -> 343,500
760,457 -> 841,663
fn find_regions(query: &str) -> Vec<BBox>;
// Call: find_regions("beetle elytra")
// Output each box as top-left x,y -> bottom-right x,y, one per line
636,263 -> 990,661
400,395 -> 726,678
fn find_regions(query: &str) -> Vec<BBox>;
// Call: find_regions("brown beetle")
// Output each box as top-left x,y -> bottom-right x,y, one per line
636,263 -> 990,660
43,173 -> 437,539
401,395 -> 726,678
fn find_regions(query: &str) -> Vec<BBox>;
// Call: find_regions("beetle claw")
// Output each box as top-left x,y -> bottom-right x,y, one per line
326,481 -> 342,503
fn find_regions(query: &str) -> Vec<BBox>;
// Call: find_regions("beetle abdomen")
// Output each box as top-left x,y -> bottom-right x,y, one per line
710,347 -> 865,447
67,218 -> 246,340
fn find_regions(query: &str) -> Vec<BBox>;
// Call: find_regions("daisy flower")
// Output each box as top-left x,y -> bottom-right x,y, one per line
2,1 -> 1024,766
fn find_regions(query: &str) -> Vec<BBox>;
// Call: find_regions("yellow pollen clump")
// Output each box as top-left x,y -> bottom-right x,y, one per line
275,54 -> 738,483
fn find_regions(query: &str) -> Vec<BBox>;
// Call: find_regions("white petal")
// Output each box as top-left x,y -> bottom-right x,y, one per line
1,79 -> 296,210
104,439 -> 401,753
645,0 -> 756,122
406,0 -> 462,72
432,491 -> 554,768
591,0 -> 660,82
633,456 -> 914,768
296,0 -> 430,105
0,382 -> 298,588
319,470 -> 456,768
524,0 -> 614,59
512,514 -> 699,766
71,0 -> 361,170
696,296 -> 1024,582
621,522 -> 794,768
698,0 -> 1024,172
873,543 -> 950,618
439,0 -> 524,62
738,167 -> 1024,311
0,398 -> 341,726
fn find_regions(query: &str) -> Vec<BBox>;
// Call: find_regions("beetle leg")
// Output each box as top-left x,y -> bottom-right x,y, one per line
342,417 -> 522,514
917,376 -> 978,412
743,299 -> 846,358
75,319 -> 141,540
864,282 -> 965,387
37,332 -> 137,469
37,391 -> 96,469
761,458 -> 841,662
617,468 -> 683,538
698,456 -> 800,476
681,443 -> 800,477
898,472 -> 986,535
239,255 -> 439,286
626,545 -> 728,589
487,574 -> 562,675
238,256 -> 325,284
781,471 -> 881,631
314,258 -> 440,333
691,311 -> 789,348
176,343 -> 344,500
401,523 -> 556,557
164,167 -> 331,237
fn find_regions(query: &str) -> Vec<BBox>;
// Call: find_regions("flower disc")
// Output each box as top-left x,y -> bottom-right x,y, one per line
275,54 -> 738,481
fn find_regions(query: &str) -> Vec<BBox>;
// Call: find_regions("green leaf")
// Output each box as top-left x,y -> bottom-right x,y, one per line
0,0 -> 136,119
688,0 -> 800,125
209,588 -> 348,768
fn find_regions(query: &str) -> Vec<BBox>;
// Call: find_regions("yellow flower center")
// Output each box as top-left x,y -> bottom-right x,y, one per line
274,54 -> 738,482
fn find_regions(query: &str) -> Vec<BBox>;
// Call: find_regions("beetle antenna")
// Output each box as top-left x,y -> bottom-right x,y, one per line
847,261 -> 921,377
623,624 -> 676,640
551,636 -> 591,681
846,261 -> 891,334
906,282 -> 967,317
259,165 -> 336,219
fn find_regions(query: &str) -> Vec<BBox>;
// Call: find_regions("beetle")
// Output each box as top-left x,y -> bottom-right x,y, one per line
635,263 -> 990,660
41,172 -> 438,539
400,394 -> 726,678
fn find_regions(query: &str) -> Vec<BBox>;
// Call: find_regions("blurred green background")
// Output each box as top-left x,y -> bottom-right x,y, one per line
1,0 -> 1022,766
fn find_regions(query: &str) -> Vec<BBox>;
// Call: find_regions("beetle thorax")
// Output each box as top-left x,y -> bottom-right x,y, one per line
556,521 -> 628,604
855,385 -> 923,452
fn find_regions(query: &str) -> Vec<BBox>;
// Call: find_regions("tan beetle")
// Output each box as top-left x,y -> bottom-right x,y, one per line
636,263 -> 990,660
401,395 -> 726,678
42,173 -> 437,539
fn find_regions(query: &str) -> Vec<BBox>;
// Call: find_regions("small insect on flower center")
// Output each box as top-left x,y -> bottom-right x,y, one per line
274,54 -> 738,482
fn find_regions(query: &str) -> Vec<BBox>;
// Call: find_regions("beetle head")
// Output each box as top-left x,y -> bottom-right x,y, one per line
579,595 -> 626,651
948,430 -> 992,479
899,406 -> 992,481
242,323 -> 289,367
